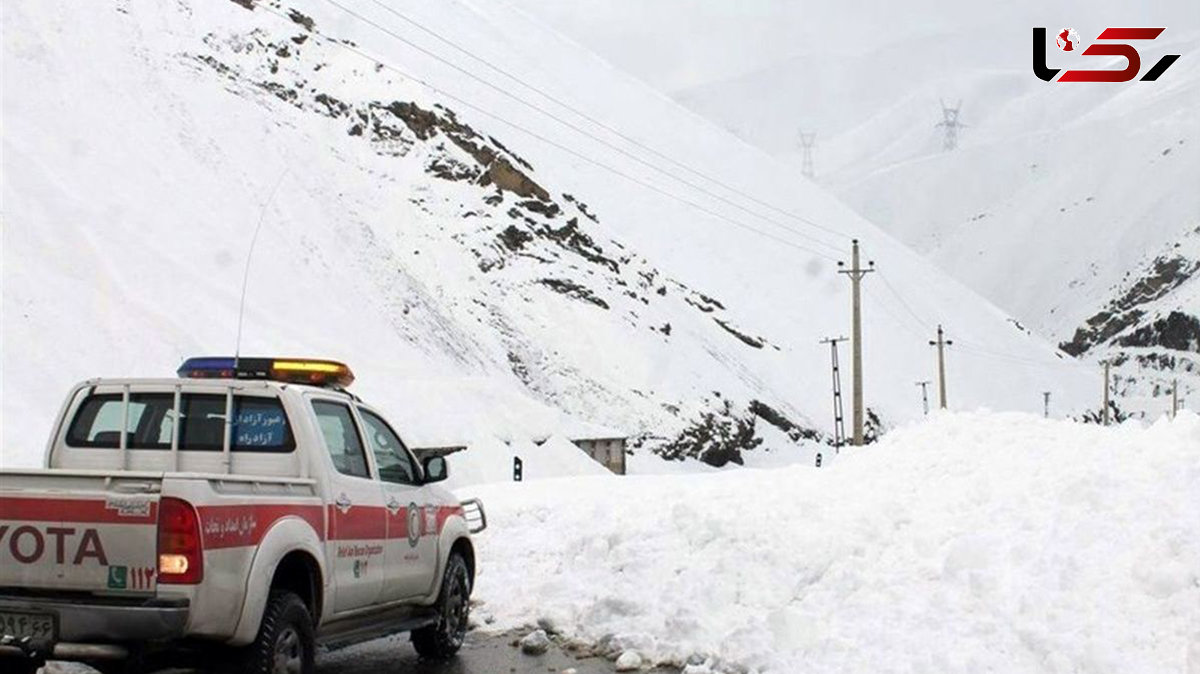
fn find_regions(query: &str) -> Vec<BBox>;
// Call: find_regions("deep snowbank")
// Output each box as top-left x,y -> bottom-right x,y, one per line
443,435 -> 611,489
462,412 -> 1200,673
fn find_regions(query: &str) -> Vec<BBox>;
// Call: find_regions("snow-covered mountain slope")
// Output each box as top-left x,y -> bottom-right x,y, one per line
463,411 -> 1200,673
828,37 -> 1200,416
2,0 -> 1101,468
647,11 -> 1200,416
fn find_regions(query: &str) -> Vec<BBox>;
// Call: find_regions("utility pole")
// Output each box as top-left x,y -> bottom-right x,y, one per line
1043,391 -> 1051,418
1102,360 -> 1111,425
838,240 -> 874,445
798,131 -> 817,179
936,99 -> 965,151
820,336 -> 848,450
915,381 -> 931,416
1171,378 -> 1178,420
928,325 -> 953,409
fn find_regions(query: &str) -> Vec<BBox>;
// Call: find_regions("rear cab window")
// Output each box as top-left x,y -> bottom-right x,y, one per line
65,392 -> 295,452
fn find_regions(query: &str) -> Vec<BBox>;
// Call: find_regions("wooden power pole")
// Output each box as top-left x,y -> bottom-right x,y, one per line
929,325 -> 952,409
1103,361 -> 1111,425
838,239 -> 874,445
1043,391 -> 1051,418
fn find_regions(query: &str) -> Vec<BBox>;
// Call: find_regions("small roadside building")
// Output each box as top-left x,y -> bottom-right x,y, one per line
570,436 -> 627,475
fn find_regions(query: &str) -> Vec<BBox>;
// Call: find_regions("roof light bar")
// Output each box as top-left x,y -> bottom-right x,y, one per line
177,357 -> 355,388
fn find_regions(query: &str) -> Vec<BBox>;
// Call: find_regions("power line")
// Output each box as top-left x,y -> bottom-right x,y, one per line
252,3 -> 844,261
877,271 -> 1092,371
320,0 -> 849,257
862,284 -> 926,340
359,0 -> 850,246
877,270 -> 933,330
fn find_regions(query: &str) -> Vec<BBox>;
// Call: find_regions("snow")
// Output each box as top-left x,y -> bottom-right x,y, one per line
509,0 -> 1200,418
463,412 -> 1200,673
443,435 -> 610,490
2,0 -> 1106,470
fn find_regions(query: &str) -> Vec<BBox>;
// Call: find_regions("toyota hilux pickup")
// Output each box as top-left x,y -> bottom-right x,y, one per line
0,357 -> 486,674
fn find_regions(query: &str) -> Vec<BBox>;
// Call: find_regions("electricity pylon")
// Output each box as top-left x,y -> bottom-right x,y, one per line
798,131 -> 817,179
936,99 -> 965,151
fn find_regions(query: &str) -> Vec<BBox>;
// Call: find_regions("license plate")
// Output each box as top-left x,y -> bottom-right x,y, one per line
0,610 -> 56,641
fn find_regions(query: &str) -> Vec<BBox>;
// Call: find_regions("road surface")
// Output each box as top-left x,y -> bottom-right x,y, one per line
319,631 -> 676,673
45,631 -> 675,673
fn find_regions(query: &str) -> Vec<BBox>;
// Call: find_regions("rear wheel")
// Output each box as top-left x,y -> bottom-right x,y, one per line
411,553 -> 471,660
0,656 -> 41,674
236,590 -> 315,674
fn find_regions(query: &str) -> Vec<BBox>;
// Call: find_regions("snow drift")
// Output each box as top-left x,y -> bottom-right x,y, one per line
464,412 -> 1200,673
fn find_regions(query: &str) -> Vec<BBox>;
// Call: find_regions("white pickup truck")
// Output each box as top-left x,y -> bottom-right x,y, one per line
0,357 -> 486,674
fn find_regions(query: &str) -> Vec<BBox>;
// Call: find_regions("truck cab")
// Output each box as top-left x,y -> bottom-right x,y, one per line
0,357 -> 485,674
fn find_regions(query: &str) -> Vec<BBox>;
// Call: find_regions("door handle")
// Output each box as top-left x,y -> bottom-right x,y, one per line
335,493 -> 352,510
386,498 -> 401,513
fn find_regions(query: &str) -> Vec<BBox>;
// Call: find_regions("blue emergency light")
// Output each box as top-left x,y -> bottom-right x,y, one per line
177,357 -> 355,388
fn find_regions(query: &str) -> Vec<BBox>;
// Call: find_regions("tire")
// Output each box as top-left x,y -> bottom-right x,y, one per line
0,656 -> 41,674
411,553 -> 471,660
235,590 -> 315,674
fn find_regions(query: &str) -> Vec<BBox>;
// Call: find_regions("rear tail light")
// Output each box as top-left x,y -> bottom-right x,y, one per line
157,497 -> 204,584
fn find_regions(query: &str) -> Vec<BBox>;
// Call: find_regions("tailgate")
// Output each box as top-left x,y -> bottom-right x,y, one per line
0,470 -> 163,595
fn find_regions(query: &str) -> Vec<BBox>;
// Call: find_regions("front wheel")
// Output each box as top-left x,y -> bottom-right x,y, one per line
411,553 -> 471,660
236,590 -> 315,674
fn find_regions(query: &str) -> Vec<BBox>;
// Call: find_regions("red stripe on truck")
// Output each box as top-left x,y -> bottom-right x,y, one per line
435,505 -> 464,534
0,497 -> 158,525
196,504 -> 326,549
1,499 -> 467,552
328,504 -> 387,541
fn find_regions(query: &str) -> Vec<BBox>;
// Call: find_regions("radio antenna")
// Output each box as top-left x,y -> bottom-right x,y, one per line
234,169 -> 289,368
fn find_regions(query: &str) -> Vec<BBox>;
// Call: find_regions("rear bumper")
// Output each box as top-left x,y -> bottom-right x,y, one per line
0,594 -> 189,651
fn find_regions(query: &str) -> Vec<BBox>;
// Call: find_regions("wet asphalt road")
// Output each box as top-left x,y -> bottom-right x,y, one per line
317,631 -> 674,674
45,632 -> 675,674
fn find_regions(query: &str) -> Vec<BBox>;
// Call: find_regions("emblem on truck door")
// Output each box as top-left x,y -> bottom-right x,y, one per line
407,503 -> 421,548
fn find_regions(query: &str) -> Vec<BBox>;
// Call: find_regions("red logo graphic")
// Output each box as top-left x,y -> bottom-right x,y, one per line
1057,28 -> 1080,51
1033,27 -> 1181,82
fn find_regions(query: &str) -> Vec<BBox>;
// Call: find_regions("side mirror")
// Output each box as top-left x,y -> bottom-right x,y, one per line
423,456 -> 448,483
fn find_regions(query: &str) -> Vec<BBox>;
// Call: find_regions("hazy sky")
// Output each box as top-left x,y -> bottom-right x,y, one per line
501,0 -> 1198,92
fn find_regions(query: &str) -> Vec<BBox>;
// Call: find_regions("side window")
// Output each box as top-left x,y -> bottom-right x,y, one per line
311,400 -> 370,479
66,394 -> 153,447
178,395 -> 296,452
358,409 -> 417,485
65,393 -> 295,452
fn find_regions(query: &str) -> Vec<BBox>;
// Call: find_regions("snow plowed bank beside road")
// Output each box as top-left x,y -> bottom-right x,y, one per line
463,412 -> 1200,673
